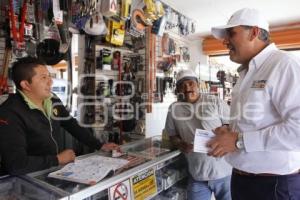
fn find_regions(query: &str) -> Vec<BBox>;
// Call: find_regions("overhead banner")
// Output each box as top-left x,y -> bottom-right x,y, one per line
131,168 -> 157,200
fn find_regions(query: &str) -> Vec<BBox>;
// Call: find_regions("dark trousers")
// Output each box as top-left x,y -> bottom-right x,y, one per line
231,170 -> 300,200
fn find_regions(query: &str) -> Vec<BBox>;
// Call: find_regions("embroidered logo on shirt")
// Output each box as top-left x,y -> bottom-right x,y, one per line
251,80 -> 266,89
0,118 -> 8,125
53,108 -> 58,116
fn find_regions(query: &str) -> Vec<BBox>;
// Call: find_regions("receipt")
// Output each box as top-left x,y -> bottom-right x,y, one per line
193,129 -> 215,153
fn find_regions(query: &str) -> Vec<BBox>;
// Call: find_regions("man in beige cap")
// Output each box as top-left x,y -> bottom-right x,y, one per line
209,8 -> 300,200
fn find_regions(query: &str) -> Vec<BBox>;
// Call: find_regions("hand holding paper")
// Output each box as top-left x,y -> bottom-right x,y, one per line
193,129 -> 215,153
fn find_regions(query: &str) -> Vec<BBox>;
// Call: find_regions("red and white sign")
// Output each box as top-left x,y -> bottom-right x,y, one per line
109,179 -> 132,200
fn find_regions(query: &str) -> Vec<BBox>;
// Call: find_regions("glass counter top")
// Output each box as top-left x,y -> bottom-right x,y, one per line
0,175 -> 67,200
20,136 -> 179,199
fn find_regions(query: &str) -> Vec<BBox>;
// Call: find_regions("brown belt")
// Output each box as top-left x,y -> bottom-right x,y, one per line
233,168 -> 300,177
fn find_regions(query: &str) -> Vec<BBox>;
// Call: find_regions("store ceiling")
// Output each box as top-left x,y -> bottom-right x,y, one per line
161,0 -> 300,38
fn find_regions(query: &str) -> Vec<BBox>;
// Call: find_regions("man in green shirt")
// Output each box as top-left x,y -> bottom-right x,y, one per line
0,56 -> 118,175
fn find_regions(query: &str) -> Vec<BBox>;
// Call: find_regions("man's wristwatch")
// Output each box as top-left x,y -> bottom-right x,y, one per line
235,132 -> 244,150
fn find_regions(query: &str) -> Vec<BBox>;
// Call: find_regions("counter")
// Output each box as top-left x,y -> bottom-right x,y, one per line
0,136 -> 185,200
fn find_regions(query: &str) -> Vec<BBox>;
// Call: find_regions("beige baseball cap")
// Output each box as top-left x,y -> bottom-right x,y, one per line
211,8 -> 269,39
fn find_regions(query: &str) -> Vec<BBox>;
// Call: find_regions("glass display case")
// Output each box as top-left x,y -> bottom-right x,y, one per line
0,136 -> 183,200
0,175 -> 68,200
121,135 -> 172,159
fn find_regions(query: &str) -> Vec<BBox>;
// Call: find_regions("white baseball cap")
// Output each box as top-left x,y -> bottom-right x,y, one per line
211,8 -> 269,39
176,69 -> 198,87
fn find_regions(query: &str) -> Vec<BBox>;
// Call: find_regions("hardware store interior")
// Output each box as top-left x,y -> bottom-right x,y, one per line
0,0 -> 300,199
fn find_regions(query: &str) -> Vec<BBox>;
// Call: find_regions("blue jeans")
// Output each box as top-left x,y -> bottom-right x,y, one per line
187,175 -> 231,200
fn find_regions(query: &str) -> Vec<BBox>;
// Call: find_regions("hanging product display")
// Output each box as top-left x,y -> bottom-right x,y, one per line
53,0 -> 71,54
9,0 -> 27,57
179,46 -> 190,62
26,0 -> 35,23
0,48 -> 12,95
131,35 -> 146,51
106,20 -> 126,46
97,48 -> 112,70
0,0 -> 197,141
112,51 -> 121,70
143,0 -> 164,23
37,0 -> 69,65
152,15 -> 167,36
101,0 -> 118,17
4,0 -> 197,62
83,0 -> 108,36
36,37 -> 65,65
130,9 -> 147,36
164,4 -> 196,36
121,0 -> 131,19
96,81 -> 110,98
84,12 -> 107,36
70,1 -> 91,32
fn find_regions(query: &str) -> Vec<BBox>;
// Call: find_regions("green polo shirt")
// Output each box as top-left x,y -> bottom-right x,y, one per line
18,90 -> 53,119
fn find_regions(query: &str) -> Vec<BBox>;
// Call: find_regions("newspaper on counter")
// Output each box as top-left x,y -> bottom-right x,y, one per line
48,155 -> 129,185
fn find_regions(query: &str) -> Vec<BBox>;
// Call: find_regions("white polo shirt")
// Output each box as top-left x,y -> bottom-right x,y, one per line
226,43 -> 300,175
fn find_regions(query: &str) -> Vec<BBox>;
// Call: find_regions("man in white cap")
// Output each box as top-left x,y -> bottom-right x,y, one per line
208,8 -> 300,200
164,69 -> 232,200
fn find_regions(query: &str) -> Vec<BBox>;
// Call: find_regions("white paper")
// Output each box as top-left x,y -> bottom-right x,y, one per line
193,129 -> 215,153
48,155 -> 129,185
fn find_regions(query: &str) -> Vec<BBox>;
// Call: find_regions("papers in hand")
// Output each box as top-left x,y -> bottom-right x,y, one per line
193,129 -> 215,153
48,155 -> 129,185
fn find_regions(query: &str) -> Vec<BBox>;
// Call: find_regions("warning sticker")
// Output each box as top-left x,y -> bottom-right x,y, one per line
109,179 -> 132,200
131,168 -> 157,200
